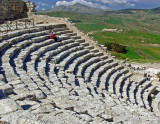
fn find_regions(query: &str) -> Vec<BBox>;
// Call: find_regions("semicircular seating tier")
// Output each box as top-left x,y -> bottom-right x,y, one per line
0,24 -> 160,123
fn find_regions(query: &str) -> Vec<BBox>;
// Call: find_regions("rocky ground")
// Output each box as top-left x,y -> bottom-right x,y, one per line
130,62 -> 160,69
0,86 -> 160,124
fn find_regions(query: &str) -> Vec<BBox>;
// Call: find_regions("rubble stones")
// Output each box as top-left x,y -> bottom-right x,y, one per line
0,84 -> 13,95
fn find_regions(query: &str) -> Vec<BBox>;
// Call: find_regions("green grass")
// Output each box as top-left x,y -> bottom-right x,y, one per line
126,19 -> 137,22
110,51 -> 124,59
106,17 -> 119,24
90,30 -> 160,46
76,23 -> 106,33
121,47 -> 142,59
106,17 -> 125,27
90,31 -> 160,60
142,47 -> 160,60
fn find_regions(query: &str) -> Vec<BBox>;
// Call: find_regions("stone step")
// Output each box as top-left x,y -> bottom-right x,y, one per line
115,73 -> 132,95
77,57 -> 100,78
111,68 -> 129,94
81,42 -> 89,47
66,52 -> 94,74
90,48 -> 99,53
136,81 -> 151,107
152,93 -> 160,117
75,39 -> 85,43
84,61 -> 106,82
71,35 -> 81,40
85,45 -> 94,50
96,62 -> 119,88
142,85 -> 157,111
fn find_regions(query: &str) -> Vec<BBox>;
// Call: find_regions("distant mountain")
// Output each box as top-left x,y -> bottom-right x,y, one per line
151,7 -> 160,14
104,7 -> 160,15
40,5 -> 160,16
53,3 -> 107,15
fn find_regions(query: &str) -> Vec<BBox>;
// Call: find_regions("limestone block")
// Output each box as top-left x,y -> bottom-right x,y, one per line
0,84 -> 13,95
0,81 -> 5,86
17,100 -> 39,110
0,74 -> 5,82
78,114 -> 93,122
74,106 -> 88,114
11,90 -> 36,101
0,99 -> 22,115
40,114 -> 79,124
31,103 -> 56,114
14,84 -> 27,90
1,111 -> 41,124
32,90 -> 46,100
8,80 -> 23,86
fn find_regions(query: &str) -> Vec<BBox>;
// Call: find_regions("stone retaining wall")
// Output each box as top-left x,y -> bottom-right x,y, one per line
0,0 -> 36,24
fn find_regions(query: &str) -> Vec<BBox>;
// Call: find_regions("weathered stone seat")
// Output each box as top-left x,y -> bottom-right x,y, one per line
128,82 -> 137,103
94,61 -> 118,87
0,27 -> 45,41
90,48 -> 99,53
76,57 -> 100,78
95,52 -> 104,57
66,52 -> 93,74
115,73 -> 132,95
71,35 -> 81,40
84,61 -> 105,82
100,55 -> 109,60
128,76 -> 148,104
24,40 -> 80,92
0,32 -> 52,83
110,68 -> 129,94
105,65 -> 124,93
136,80 -> 151,107
0,74 -> 5,82
152,93 -> 160,116
85,45 -> 94,50
37,39 -> 75,81
67,32 -> 77,36
58,48 -> 87,70
142,85 -> 157,110
121,79 -> 131,100
75,39 -> 85,43
53,43 -> 80,65
81,42 -> 89,47
56,30 -> 73,36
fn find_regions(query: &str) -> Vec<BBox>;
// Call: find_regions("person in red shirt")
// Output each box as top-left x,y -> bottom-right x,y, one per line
51,31 -> 57,42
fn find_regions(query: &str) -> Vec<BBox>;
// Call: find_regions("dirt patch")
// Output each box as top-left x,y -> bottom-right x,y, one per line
143,43 -> 160,47
87,30 -> 99,35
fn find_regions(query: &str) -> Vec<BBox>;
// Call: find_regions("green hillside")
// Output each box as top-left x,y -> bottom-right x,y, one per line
39,10 -> 160,62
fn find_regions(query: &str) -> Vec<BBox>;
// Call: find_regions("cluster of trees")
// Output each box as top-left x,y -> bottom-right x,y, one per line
104,43 -> 127,53
71,19 -> 81,23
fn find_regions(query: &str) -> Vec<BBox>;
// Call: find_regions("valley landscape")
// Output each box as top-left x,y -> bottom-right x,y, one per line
40,4 -> 160,63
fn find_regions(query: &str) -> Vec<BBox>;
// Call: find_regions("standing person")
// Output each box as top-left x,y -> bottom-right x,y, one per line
51,31 -> 57,42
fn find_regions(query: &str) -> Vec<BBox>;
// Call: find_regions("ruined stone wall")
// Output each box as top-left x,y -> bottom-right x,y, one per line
25,1 -> 37,16
0,0 -> 28,23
